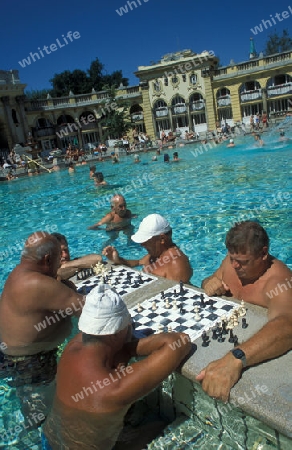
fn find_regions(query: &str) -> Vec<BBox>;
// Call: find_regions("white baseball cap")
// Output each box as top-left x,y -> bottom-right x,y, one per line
131,214 -> 171,244
78,283 -> 131,335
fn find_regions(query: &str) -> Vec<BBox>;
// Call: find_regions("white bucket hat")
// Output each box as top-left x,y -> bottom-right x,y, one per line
78,283 -> 131,335
131,214 -> 171,244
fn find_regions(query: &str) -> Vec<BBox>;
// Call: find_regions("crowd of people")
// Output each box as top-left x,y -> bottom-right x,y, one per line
0,213 -> 291,448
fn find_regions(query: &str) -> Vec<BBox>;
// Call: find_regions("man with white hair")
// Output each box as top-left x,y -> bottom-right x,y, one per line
43,284 -> 191,449
0,231 -> 85,425
103,214 -> 193,283
88,194 -> 134,231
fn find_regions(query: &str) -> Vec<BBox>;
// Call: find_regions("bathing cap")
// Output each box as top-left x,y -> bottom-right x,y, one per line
131,214 -> 171,244
78,284 -> 131,335
230,139 -> 234,143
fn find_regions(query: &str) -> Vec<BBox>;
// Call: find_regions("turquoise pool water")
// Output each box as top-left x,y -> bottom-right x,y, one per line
0,131 -> 291,292
0,128 -> 291,449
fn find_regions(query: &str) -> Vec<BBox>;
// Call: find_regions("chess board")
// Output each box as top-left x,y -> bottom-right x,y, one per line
76,265 -> 157,297
129,284 -> 243,343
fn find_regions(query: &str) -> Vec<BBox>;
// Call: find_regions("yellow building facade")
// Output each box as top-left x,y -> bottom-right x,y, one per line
1,49 -> 292,155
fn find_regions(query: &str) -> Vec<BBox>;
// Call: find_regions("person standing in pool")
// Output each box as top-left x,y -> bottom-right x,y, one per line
0,232 -> 85,423
43,283 -> 192,450
103,214 -> 193,284
88,194 -> 135,231
197,221 -> 292,403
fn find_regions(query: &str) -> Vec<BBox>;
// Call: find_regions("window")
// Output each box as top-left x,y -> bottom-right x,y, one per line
164,78 -> 168,86
190,74 -> 197,85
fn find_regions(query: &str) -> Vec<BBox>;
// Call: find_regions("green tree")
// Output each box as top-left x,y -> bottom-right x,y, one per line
99,86 -> 132,140
102,70 -> 129,89
87,58 -> 104,91
50,69 -> 90,96
48,58 -> 129,97
264,29 -> 292,55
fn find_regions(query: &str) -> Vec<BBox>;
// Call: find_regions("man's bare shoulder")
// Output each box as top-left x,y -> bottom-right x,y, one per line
268,256 -> 292,278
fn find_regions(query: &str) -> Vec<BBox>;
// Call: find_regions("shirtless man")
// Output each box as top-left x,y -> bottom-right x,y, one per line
0,232 -> 85,420
51,232 -> 101,281
88,194 -> 134,231
43,284 -> 191,449
197,221 -> 292,402
103,214 -> 193,284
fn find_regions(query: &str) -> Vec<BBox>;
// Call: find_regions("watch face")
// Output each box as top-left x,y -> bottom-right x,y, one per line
232,348 -> 245,359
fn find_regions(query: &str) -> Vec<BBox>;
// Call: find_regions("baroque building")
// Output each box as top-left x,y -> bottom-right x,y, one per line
1,47 -> 292,154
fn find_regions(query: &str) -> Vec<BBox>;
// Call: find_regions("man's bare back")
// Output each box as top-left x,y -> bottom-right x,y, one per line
0,232 -> 84,356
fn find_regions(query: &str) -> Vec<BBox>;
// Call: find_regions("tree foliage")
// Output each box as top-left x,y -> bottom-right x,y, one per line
49,58 -> 129,97
99,86 -> 132,140
264,29 -> 292,55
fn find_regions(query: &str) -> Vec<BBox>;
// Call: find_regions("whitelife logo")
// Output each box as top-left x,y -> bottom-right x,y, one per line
18,31 -> 81,68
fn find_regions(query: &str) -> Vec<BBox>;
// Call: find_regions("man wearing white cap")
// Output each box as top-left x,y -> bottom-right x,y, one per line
43,283 -> 191,449
103,214 -> 193,284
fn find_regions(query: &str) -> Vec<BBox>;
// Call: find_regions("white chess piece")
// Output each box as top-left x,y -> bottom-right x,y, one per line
137,303 -> 143,313
194,306 -> 201,321
238,300 -> 246,317
158,324 -> 164,333
152,301 -> 157,311
164,299 -> 170,309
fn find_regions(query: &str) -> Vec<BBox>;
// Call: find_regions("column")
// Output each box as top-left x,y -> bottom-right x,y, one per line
1,96 -> 17,147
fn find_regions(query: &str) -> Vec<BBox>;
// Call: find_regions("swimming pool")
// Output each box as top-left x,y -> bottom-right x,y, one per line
0,128 -> 291,448
0,130 -> 291,292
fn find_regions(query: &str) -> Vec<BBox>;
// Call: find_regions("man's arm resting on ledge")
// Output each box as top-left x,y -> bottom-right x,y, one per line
196,283 -> 292,402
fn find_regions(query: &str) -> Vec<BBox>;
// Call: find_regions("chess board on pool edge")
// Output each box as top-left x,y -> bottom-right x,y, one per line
76,265 -> 157,297
129,284 -> 244,343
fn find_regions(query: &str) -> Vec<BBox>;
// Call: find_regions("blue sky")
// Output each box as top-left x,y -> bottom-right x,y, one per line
1,0 -> 291,92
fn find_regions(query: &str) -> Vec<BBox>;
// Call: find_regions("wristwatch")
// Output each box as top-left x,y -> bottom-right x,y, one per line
230,348 -> 247,368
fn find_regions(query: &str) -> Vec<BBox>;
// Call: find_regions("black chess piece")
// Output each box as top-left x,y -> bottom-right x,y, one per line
228,329 -> 235,343
209,299 -> 215,311
173,289 -> 178,297
222,319 -> 228,335
233,335 -> 239,346
179,280 -> 184,295
217,330 -> 225,343
201,331 -> 210,347
212,327 -> 218,340
179,304 -> 185,314
161,291 -> 165,299
138,274 -> 142,284
242,318 -> 248,329
200,294 -> 205,308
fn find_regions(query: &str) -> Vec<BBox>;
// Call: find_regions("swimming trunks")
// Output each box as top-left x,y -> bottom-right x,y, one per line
0,348 -> 57,387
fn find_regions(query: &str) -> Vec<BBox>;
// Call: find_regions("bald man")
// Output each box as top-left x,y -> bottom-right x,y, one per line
0,231 -> 85,423
88,194 -> 135,231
